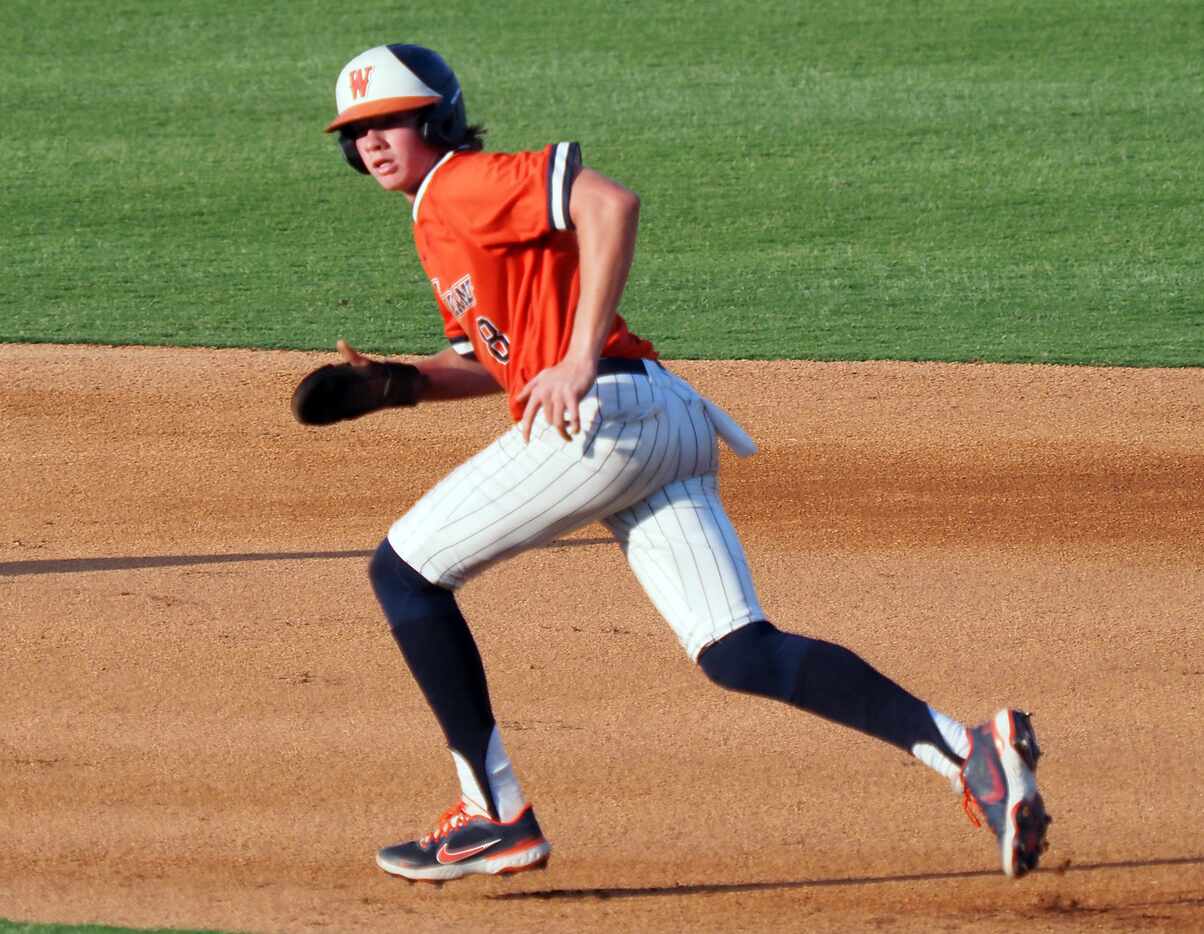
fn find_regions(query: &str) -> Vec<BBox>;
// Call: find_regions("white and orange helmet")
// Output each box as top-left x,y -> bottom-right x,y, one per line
326,44 -> 468,172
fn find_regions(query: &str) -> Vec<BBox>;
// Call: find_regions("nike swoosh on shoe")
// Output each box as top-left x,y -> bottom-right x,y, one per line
435,838 -> 502,864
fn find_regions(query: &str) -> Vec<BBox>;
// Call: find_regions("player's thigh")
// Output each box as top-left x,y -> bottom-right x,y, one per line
604,474 -> 765,661
389,380 -> 668,588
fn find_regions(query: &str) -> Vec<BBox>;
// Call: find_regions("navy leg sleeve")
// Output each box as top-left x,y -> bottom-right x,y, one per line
699,620 -> 960,761
368,538 -> 497,815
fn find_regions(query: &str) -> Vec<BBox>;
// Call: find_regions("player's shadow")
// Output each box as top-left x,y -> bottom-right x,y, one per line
490,854 -> 1204,901
0,539 -> 613,578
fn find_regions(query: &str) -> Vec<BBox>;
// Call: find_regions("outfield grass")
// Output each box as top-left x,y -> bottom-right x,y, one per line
0,10 -> 1198,934
0,922 -> 226,934
4,0 -> 1200,365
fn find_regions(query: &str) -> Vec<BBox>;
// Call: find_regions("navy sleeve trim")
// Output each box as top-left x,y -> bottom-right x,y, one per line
546,141 -> 582,231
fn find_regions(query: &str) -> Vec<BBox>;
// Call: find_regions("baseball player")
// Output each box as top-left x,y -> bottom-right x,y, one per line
294,43 -> 1051,883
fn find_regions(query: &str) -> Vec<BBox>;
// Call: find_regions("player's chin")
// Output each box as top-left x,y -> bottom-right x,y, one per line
369,164 -> 412,192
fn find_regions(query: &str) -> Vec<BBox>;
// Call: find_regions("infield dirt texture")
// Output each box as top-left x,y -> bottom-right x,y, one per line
3,0 -> 1204,931
3,345 -> 1203,932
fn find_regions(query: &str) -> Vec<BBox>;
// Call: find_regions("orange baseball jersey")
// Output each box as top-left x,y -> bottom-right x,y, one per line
409,142 -> 657,420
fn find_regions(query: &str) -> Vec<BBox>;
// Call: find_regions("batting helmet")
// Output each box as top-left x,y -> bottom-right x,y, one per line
326,44 -> 467,174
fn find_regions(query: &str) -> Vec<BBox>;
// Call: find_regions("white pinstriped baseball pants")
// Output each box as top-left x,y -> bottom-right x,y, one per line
388,361 -> 764,660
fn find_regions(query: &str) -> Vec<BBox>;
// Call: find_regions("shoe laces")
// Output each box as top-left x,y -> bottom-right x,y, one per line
419,801 -> 472,847
961,785 -> 983,829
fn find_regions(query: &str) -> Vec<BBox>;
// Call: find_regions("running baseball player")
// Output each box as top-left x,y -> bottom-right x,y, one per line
294,43 -> 1051,883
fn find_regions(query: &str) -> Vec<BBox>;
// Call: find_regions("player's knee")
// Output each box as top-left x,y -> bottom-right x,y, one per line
368,537 -> 413,591
698,620 -> 776,693
698,620 -> 810,701
368,538 -> 453,634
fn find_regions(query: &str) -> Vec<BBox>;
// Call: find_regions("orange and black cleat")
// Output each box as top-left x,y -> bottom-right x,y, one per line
376,800 -> 551,882
960,709 -> 1052,878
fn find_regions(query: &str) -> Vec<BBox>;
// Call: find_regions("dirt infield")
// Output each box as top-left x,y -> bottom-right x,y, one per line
2,343 -> 1202,933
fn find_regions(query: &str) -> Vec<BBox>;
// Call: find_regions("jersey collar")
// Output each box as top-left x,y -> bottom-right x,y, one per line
411,150 -> 459,222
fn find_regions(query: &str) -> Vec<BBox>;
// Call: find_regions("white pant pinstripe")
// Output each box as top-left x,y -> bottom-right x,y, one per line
388,361 -> 764,660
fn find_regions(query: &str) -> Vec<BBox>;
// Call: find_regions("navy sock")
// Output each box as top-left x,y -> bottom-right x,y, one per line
698,620 -> 960,762
368,539 -> 497,816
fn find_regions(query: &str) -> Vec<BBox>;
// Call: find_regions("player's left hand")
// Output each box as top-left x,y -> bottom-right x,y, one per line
290,338 -> 429,426
516,357 -> 598,443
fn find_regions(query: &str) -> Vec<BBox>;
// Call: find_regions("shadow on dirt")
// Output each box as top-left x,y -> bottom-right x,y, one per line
492,855 -> 1204,901
0,539 -> 614,577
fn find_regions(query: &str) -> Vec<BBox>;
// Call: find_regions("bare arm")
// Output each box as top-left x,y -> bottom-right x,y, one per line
413,346 -> 503,401
515,168 -> 641,441
563,169 -> 641,369
338,340 -> 501,403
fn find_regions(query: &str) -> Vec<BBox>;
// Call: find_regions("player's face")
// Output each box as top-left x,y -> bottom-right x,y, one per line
350,113 -> 440,196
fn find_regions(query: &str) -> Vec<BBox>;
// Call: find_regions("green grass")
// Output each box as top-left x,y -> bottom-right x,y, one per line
2,1 -> 1201,365
0,922 -> 226,934
0,11 -> 1198,934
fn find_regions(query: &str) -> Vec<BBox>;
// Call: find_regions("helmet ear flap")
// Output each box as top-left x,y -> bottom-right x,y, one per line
419,89 -> 467,149
339,132 -> 369,174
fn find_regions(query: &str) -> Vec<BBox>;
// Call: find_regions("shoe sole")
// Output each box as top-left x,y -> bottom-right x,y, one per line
993,709 -> 1050,878
377,838 -> 551,882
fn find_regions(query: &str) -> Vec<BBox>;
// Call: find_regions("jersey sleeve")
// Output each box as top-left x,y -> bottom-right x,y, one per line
439,143 -> 582,247
440,307 -> 477,360
544,141 -> 582,233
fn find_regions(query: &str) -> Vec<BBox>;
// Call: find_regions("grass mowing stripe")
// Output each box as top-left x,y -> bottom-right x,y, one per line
2,0 -> 1200,364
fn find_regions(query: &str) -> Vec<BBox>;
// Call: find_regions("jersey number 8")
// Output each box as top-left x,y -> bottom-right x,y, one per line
476,316 -> 511,364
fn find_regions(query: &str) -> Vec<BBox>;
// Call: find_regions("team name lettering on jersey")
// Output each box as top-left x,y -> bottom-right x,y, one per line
348,66 -> 374,99
441,274 -> 477,318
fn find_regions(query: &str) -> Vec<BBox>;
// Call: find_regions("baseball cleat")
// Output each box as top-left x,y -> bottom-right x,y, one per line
960,709 -> 1051,878
376,800 -> 551,882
